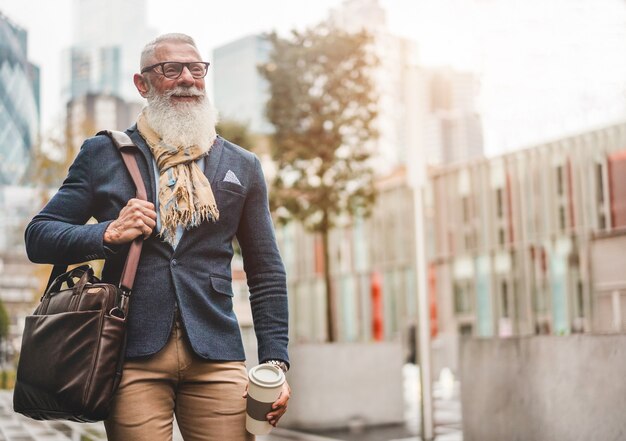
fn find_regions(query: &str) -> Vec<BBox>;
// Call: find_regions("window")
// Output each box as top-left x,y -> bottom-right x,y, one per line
596,163 -> 607,229
556,165 -> 564,196
496,188 -> 504,218
576,281 -> 584,318
596,163 -> 604,203
559,206 -> 567,230
501,281 -> 509,318
454,281 -> 473,314
533,285 -> 545,313
459,324 -> 473,336
462,196 -> 470,222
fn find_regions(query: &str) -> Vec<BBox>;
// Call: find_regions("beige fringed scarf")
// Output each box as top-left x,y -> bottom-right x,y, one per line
137,112 -> 219,245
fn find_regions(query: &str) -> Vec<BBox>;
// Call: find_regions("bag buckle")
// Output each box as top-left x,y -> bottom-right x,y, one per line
110,287 -> 131,319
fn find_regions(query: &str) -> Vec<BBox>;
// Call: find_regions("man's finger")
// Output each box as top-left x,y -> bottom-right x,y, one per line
138,204 -> 158,219
138,213 -> 157,229
128,198 -> 155,210
272,397 -> 288,409
130,204 -> 157,220
267,408 -> 287,427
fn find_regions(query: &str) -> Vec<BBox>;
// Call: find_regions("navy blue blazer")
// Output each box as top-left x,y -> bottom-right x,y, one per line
25,125 -> 289,365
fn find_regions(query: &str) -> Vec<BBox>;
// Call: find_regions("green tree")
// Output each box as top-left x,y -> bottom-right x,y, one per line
0,299 -> 8,346
24,122 -> 105,290
23,122 -> 88,208
216,119 -> 256,152
0,298 -> 9,388
23,129 -> 79,292
259,24 -> 379,342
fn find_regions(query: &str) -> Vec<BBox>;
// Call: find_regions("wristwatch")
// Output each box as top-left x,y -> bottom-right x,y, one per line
265,360 -> 289,374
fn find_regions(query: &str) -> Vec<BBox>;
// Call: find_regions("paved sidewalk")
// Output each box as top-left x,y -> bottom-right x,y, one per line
0,390 -> 333,441
0,363 -> 463,441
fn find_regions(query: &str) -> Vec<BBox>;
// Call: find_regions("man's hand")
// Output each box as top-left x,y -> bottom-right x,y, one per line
267,381 -> 291,427
104,199 -> 157,244
242,380 -> 291,427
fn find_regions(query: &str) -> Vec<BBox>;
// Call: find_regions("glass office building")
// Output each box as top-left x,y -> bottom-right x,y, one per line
0,13 -> 40,185
213,34 -> 274,135
63,0 -> 155,102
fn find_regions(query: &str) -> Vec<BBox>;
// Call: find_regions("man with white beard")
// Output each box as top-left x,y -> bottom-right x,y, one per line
25,34 -> 290,440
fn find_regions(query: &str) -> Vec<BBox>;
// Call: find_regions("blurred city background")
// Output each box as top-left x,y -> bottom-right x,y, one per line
0,0 -> 625,440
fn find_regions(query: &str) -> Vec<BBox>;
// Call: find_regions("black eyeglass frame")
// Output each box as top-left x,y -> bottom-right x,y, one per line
140,61 -> 210,79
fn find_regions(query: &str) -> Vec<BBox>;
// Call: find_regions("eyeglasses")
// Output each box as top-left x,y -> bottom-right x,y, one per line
140,61 -> 210,79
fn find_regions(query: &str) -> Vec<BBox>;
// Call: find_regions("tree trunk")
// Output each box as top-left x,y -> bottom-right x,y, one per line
321,220 -> 336,342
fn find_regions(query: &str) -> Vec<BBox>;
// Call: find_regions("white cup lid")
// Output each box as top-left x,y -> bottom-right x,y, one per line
249,364 -> 285,388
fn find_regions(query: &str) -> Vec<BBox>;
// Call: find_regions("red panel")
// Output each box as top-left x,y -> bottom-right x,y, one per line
314,235 -> 324,275
371,271 -> 383,342
608,150 -> 626,228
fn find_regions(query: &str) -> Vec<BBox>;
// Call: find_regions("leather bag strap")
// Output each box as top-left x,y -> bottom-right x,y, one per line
45,130 -> 147,295
97,130 -> 147,293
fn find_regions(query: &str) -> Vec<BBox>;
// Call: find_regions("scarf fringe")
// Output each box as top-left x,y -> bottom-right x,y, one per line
163,205 -> 219,230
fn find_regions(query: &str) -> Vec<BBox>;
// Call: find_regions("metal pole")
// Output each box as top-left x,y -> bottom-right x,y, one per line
412,182 -> 434,440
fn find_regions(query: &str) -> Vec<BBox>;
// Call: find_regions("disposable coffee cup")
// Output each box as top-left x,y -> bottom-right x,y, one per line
246,363 -> 285,435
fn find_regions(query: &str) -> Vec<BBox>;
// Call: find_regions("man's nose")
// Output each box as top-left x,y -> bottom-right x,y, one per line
177,66 -> 195,85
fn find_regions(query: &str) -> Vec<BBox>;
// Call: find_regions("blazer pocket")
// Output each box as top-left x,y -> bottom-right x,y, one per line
210,275 -> 234,297
217,180 -> 246,197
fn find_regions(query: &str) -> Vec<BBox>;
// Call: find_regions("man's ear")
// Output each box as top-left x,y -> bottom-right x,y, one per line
134,73 -> 150,97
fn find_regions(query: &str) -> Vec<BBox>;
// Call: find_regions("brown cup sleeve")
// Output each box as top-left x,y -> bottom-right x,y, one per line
247,395 -> 274,422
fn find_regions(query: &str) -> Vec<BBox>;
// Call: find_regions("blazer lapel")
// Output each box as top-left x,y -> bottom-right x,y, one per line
205,136 -> 225,184
126,125 -> 157,204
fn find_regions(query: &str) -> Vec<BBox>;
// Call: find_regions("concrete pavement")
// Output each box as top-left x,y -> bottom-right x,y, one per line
0,390 -> 335,441
0,364 -> 463,440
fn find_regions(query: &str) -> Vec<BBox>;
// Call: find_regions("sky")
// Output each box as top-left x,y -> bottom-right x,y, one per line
1,0 -> 626,155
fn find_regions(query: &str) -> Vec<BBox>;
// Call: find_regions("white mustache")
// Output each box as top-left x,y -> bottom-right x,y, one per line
165,86 -> 204,98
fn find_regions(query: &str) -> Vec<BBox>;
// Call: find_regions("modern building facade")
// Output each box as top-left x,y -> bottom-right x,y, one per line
277,167 -> 418,345
0,12 -> 40,185
66,92 -> 143,151
0,185 -> 45,356
428,121 -> 626,371
277,121 -> 626,374
412,66 -> 484,165
62,0 -> 156,102
61,0 -> 155,153
328,0 -> 483,170
327,0 -> 419,172
213,35 -> 273,135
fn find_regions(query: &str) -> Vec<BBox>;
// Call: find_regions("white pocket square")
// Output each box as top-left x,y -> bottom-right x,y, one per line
224,170 -> 242,185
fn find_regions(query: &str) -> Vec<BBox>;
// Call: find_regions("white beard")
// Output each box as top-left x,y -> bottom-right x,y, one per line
144,85 -> 218,150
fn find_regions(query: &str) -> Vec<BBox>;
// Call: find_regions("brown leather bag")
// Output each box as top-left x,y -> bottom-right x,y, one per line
13,130 -> 147,422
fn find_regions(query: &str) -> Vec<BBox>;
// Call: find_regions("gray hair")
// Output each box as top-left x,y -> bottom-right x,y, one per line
140,33 -> 198,69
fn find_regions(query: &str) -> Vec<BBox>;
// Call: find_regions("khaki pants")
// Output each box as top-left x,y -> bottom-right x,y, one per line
104,316 -> 254,441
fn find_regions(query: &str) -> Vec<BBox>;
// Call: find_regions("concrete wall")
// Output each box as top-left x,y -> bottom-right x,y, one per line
280,342 -> 405,430
460,335 -> 626,441
590,233 -> 626,332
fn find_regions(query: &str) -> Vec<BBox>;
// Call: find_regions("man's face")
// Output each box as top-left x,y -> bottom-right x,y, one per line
140,41 -> 206,104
